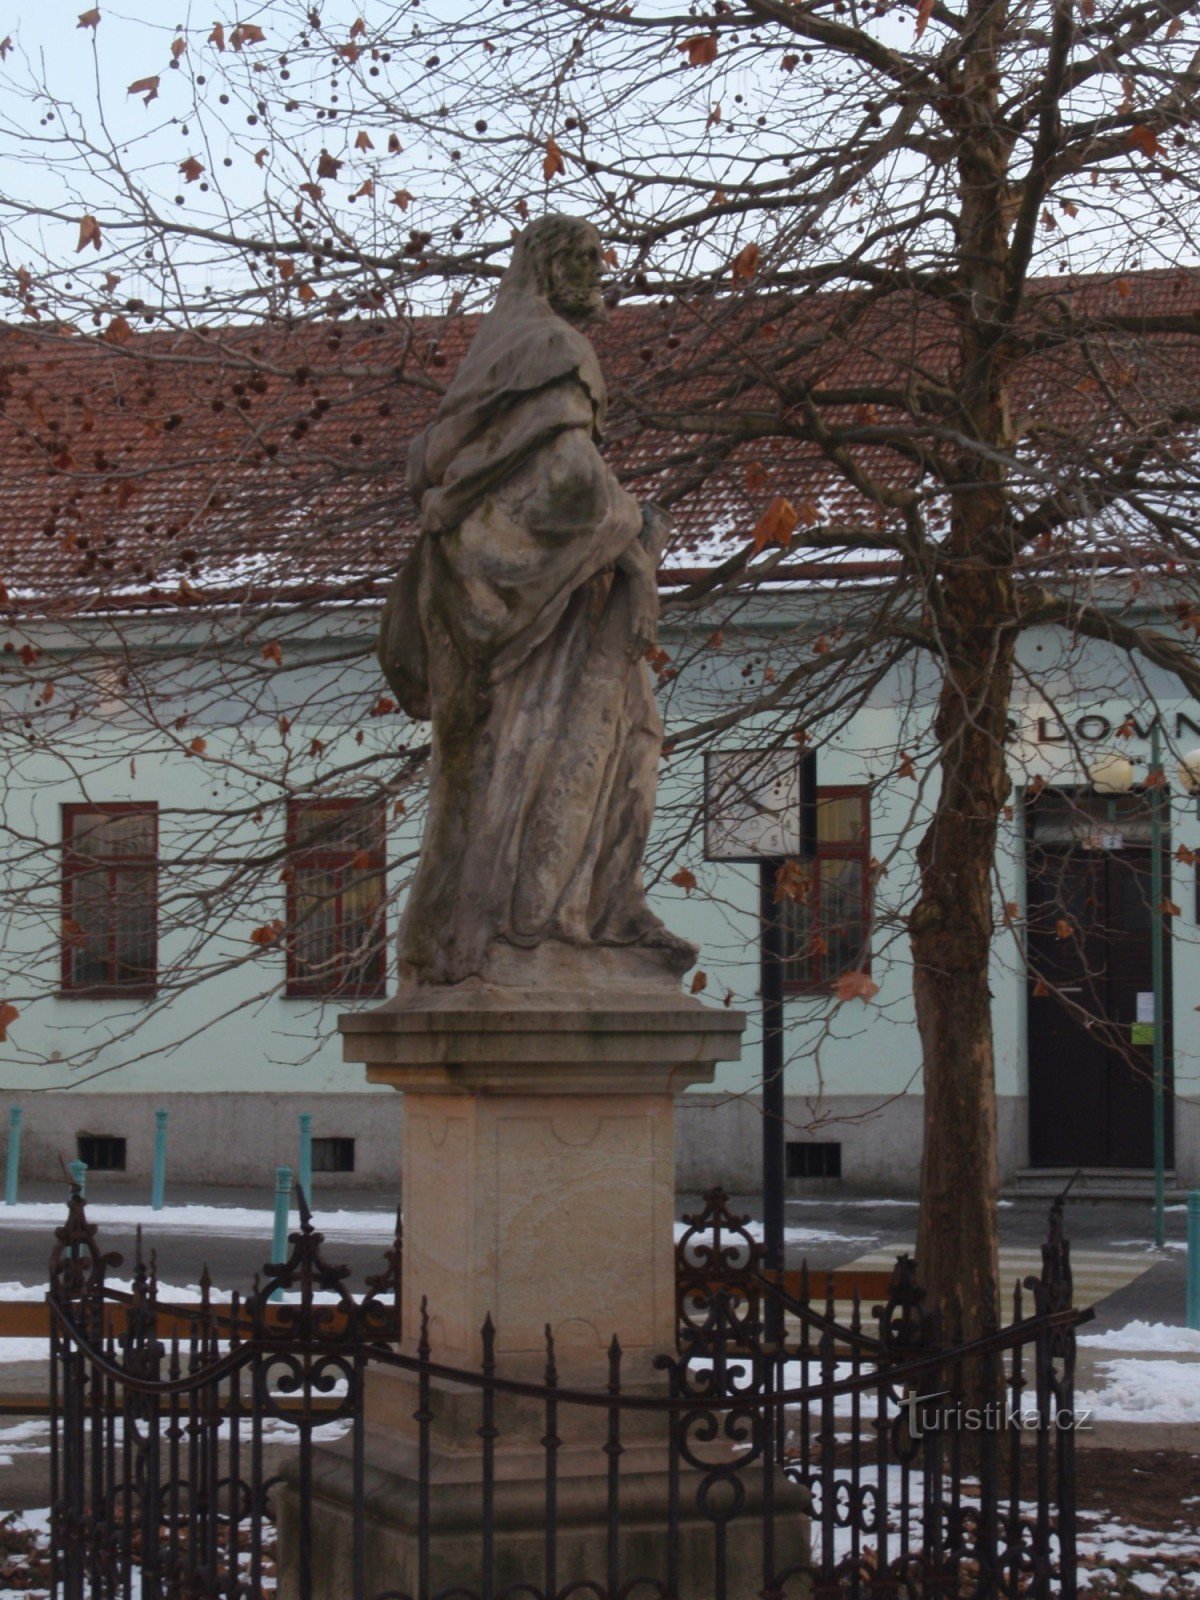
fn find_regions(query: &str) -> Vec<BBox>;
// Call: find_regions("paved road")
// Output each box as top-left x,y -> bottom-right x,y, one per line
0,1181 -> 1186,1328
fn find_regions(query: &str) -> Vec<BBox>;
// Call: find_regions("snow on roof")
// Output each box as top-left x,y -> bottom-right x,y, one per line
0,267 -> 1196,614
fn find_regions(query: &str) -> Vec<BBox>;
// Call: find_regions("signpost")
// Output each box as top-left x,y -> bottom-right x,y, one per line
704,746 -> 817,1329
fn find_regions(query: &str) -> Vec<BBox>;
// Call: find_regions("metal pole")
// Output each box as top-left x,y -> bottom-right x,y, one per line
298,1113 -> 313,1204
1188,1192 -> 1200,1331
271,1165 -> 292,1303
760,865 -> 785,1344
151,1109 -> 168,1211
68,1159 -> 87,1199
4,1107 -> 22,1206
1150,724 -> 1166,1250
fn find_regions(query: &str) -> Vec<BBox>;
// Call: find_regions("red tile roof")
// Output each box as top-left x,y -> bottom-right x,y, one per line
0,267 -> 1197,614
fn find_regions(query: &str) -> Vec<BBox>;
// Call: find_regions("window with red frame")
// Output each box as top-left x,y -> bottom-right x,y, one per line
61,804 -> 158,995
778,788 -> 873,991
286,799 -> 387,997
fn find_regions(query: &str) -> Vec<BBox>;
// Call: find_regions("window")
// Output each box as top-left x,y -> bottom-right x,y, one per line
61,804 -> 158,995
286,799 -> 386,997
77,1134 -> 126,1172
311,1136 -> 356,1174
778,787 -> 872,992
786,1141 -> 842,1179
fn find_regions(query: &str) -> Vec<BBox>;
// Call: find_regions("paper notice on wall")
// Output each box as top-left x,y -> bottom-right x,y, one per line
1132,1023 -> 1155,1047
1137,991 -> 1155,1024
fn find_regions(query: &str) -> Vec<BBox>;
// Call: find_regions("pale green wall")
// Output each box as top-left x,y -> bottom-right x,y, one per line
1,593 -> 1197,1144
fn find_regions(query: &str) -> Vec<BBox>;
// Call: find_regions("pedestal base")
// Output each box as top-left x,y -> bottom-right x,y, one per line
281,1367 -> 810,1600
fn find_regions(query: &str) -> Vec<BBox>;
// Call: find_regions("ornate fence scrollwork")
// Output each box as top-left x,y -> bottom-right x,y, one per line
48,1183 -> 1084,1600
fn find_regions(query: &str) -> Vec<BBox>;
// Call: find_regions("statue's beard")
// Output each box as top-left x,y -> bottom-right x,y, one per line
549,284 -> 605,326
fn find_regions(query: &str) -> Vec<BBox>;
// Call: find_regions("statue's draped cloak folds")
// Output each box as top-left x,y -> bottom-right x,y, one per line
379,250 -> 677,985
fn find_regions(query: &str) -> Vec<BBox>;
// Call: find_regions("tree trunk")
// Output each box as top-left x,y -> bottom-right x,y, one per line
910,585 -> 1013,1341
911,0 -> 1016,1339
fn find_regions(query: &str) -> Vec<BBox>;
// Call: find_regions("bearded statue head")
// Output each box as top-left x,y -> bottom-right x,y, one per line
500,214 -> 606,326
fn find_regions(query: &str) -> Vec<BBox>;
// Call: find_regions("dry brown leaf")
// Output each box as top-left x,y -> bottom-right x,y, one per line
543,135 -> 565,180
834,971 -> 880,1003
76,215 -> 102,253
751,495 -> 798,552
678,33 -> 718,66
773,860 -> 810,904
730,241 -> 760,285
670,867 -> 697,895
127,75 -> 160,105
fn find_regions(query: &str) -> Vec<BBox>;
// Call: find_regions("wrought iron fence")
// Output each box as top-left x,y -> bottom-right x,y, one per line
47,1184 -> 1086,1599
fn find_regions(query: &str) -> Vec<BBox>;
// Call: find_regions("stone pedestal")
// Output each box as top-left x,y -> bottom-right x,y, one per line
285,978 -> 809,1598
346,981 -> 743,1377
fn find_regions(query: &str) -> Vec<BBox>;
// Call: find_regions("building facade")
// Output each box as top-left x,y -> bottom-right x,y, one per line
1,584 -> 1196,1196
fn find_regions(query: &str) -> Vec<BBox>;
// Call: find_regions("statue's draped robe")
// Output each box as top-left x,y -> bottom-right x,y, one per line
380,285 -> 671,985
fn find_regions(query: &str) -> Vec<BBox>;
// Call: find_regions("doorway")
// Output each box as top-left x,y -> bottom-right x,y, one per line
1025,789 -> 1174,1168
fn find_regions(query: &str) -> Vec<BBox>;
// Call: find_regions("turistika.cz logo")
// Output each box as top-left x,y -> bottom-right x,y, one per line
898,1390 -> 1092,1438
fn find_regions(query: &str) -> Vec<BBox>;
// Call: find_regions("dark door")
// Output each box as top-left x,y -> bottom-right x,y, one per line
1026,791 -> 1174,1168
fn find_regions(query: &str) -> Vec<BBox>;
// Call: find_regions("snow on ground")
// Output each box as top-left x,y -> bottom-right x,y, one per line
1078,1358 -> 1200,1423
1077,1511 -> 1200,1596
0,1421 -> 48,1468
1114,1239 -> 1188,1252
1079,1321 -> 1200,1354
0,1202 -> 399,1243
0,1199 -> 875,1255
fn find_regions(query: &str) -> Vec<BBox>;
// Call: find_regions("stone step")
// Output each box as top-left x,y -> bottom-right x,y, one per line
1003,1167 -> 1186,1202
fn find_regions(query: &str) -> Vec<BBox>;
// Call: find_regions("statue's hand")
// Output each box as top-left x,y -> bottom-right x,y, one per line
629,589 -> 659,660
640,501 -> 673,563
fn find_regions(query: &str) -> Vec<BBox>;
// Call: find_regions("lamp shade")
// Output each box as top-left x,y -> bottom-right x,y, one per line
1177,749 -> 1200,795
1088,752 -> 1135,795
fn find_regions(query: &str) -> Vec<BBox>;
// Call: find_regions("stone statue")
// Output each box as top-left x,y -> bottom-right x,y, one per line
379,214 -> 695,990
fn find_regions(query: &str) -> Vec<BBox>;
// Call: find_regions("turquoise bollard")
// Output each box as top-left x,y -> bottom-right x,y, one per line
298,1113 -> 312,1205
271,1165 -> 292,1303
4,1107 -> 21,1206
151,1109 -> 168,1211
